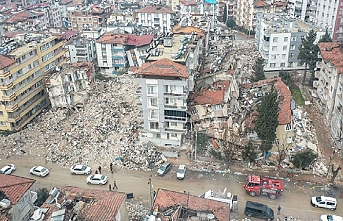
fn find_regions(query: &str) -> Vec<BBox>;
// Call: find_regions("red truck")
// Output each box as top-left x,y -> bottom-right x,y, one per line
243,175 -> 284,200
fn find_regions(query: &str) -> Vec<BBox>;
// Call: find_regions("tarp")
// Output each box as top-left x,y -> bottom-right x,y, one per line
205,0 -> 217,4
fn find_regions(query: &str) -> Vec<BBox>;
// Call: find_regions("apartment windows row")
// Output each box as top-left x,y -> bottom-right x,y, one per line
270,36 -> 304,43
269,61 -> 301,68
271,45 -> 296,51
42,51 -> 54,62
40,42 -> 53,52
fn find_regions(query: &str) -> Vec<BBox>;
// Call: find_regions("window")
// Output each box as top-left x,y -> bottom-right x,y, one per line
280,63 -> 285,67
169,85 -> 177,92
272,55 -> 277,60
171,122 -> 177,127
150,110 -> 158,119
288,62 -> 293,67
213,104 -> 222,110
273,37 -> 278,42
148,85 -> 157,95
290,45 -> 295,50
272,46 -> 277,51
149,98 -> 158,107
283,46 -> 287,50
284,37 -> 288,42
0,111 -> 3,116
289,53 -> 294,58
0,121 -> 6,126
291,37 -> 296,41
150,122 -> 159,129
285,123 -> 292,131
282,54 -> 286,59
270,63 -> 276,67
171,133 -> 177,138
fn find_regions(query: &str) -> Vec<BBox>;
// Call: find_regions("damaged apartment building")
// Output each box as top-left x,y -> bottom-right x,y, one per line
45,62 -> 95,109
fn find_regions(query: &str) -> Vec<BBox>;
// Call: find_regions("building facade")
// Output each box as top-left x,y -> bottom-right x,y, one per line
0,35 -> 67,131
135,6 -> 174,32
134,58 -> 190,147
66,36 -> 97,63
255,14 -> 325,71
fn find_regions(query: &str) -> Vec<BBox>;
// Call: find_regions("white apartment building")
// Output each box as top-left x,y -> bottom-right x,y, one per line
314,42 -> 343,150
178,0 -> 219,16
255,14 -> 324,71
135,6 -> 174,32
66,36 -> 97,63
134,58 -> 191,147
166,0 -> 180,11
287,0 -> 313,22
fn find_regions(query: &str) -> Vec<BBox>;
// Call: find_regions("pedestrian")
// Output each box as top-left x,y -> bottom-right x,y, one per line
95,170 -> 98,174
109,184 -> 112,191
113,180 -> 118,190
277,205 -> 281,215
110,162 -> 113,174
98,166 -> 102,174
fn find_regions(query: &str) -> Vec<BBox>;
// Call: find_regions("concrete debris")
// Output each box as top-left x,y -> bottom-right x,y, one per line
0,75 -> 146,169
126,201 -> 149,221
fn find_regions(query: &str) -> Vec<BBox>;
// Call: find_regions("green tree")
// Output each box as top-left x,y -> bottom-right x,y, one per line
194,132 -> 209,155
291,149 -> 317,169
252,57 -> 266,82
34,188 -> 49,207
227,19 -> 236,29
255,90 -> 279,155
242,141 -> 257,163
318,28 -> 333,43
298,29 -> 319,85
279,70 -> 291,86
223,4 -> 228,24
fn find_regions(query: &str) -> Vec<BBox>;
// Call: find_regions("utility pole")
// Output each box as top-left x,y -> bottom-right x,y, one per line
148,175 -> 153,209
195,132 -> 197,161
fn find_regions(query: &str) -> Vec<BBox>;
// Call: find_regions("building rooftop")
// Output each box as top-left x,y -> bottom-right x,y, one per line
97,33 -> 154,46
0,55 -> 16,70
0,174 -> 36,220
153,189 -> 230,221
191,81 -> 230,105
134,58 -> 189,78
173,25 -> 205,38
179,0 -> 197,6
10,36 -> 57,58
136,5 -> 173,14
255,0 -> 269,7
318,42 -> 343,74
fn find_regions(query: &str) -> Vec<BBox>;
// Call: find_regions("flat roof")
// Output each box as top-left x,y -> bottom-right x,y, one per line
10,36 -> 57,57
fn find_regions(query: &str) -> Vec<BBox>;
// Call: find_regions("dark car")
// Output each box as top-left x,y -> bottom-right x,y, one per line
244,201 -> 274,221
157,162 -> 172,176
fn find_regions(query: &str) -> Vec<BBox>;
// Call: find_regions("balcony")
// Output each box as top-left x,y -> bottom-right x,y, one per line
165,127 -> 186,132
0,82 -> 14,90
76,52 -> 87,56
8,114 -> 20,123
2,93 -> 16,101
0,70 -> 11,78
5,104 -> 18,112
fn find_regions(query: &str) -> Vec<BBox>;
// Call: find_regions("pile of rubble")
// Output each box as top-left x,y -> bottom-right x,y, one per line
0,75 -> 146,168
126,201 -> 150,221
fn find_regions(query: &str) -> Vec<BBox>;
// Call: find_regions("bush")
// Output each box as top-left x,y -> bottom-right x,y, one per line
34,188 -> 49,207
292,149 -> 317,169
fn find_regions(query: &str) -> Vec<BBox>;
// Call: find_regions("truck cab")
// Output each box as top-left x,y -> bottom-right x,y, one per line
243,175 -> 284,200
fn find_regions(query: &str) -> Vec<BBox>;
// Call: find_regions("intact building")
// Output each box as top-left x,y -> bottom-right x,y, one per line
135,6 -> 174,32
66,36 -> 97,64
255,14 -> 325,72
134,58 -> 191,147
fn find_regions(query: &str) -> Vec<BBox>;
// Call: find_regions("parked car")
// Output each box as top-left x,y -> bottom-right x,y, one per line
157,162 -> 172,176
176,164 -> 186,180
30,166 -> 49,177
86,174 -> 108,185
70,165 -> 91,175
0,164 -> 16,175
311,196 -> 337,210
320,214 -> 343,221
244,201 -> 274,221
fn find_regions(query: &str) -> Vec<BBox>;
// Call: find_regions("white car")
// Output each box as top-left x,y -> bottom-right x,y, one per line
320,214 -> 343,221
70,165 -> 91,175
0,164 -> 16,175
311,196 -> 337,210
30,166 -> 49,177
86,174 -> 108,185
177,164 -> 186,180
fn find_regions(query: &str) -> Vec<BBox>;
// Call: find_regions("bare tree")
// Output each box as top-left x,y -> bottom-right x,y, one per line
330,165 -> 341,184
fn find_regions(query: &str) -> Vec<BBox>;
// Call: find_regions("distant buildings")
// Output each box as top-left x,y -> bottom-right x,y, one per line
0,35 -> 67,131
135,6 -> 175,32
255,14 -> 325,72
66,35 -> 97,63
0,174 -> 37,221
134,58 -> 192,146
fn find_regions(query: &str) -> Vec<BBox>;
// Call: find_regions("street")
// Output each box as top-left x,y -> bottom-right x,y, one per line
1,154 -> 342,220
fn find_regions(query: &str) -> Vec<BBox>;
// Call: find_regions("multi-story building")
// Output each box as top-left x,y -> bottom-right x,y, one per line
287,0 -> 313,22
313,42 -> 343,150
66,35 -> 97,63
219,0 -> 235,22
255,14 -> 325,72
179,0 -> 219,17
135,6 -> 174,32
0,35 -> 67,131
134,58 -> 191,147
67,5 -> 112,32
166,0 -> 179,11
96,33 -> 155,74
46,62 -> 95,108
0,175 -> 37,221
57,0 -> 73,27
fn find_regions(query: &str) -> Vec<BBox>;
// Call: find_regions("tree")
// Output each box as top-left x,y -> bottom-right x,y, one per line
194,132 -> 209,156
298,29 -> 319,85
255,90 -> 279,155
227,19 -> 236,29
242,141 -> 257,163
291,149 -> 318,169
34,188 -> 49,207
252,57 -> 266,82
330,165 -> 341,183
318,28 -> 333,43
223,4 -> 228,24
279,70 -> 291,86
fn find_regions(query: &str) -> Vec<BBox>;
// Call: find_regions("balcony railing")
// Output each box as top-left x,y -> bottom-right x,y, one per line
0,82 -> 14,90
0,70 -> 11,78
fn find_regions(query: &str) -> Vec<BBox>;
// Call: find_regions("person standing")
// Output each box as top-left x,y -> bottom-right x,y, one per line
277,205 -> 281,215
98,166 -> 102,174
110,162 -> 113,174
113,180 -> 118,190
109,184 -> 112,191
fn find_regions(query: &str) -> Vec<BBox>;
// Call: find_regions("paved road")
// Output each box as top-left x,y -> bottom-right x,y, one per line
1,155 -> 342,220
